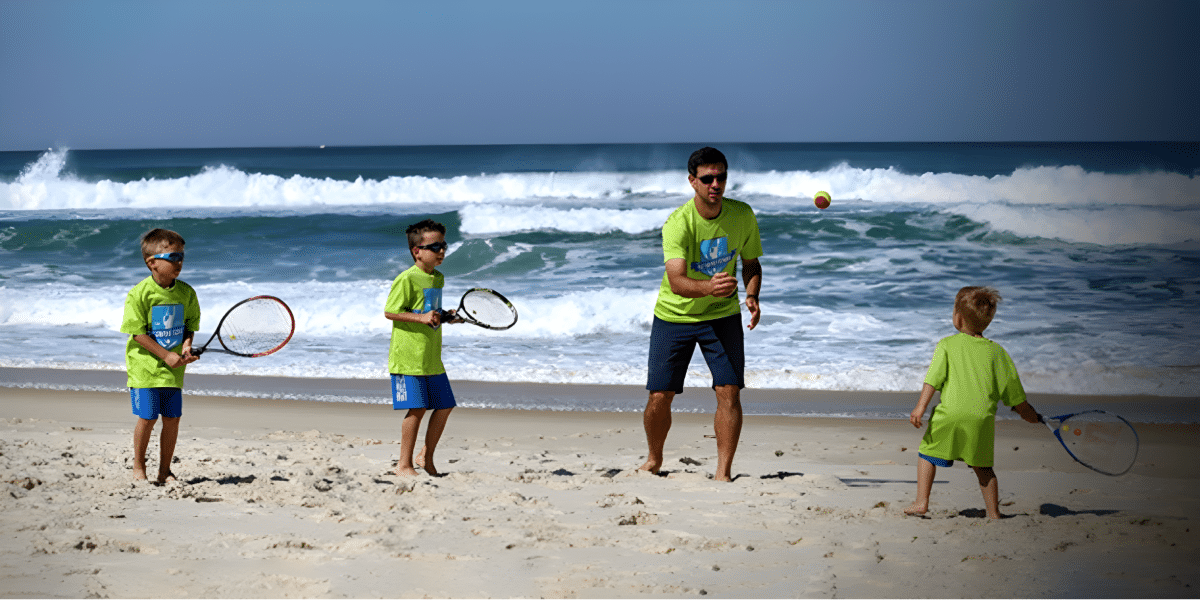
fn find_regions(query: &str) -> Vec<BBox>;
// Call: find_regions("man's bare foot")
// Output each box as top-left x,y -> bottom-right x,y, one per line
394,465 -> 420,478
904,502 -> 928,516
638,459 -> 661,474
714,473 -> 734,482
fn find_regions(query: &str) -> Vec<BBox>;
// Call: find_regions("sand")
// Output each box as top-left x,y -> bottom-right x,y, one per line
1,383 -> 1197,598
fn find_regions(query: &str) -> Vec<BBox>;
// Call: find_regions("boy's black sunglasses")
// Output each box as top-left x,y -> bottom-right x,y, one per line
697,172 -> 728,185
416,241 -> 449,253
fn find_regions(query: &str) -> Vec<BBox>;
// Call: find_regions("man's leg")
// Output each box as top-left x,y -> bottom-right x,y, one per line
640,390 -> 675,473
713,384 -> 742,482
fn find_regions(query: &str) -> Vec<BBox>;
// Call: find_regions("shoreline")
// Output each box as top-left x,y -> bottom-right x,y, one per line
1,386 -> 1198,597
3,366 -> 1197,423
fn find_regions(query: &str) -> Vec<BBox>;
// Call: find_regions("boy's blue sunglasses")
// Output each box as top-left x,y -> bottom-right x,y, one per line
151,252 -> 185,263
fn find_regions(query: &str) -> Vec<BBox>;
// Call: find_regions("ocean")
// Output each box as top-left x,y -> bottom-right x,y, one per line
1,143 -> 1198,420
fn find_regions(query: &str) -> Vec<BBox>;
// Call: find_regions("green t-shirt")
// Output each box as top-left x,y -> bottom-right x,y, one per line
120,276 -> 201,389
386,264 -> 446,376
653,198 -> 763,323
919,333 -> 1027,467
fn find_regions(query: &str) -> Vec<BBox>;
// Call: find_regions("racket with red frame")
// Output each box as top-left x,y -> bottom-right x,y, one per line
193,295 -> 295,357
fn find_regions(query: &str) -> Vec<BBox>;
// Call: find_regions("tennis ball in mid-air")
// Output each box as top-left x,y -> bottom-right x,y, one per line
814,191 -> 831,209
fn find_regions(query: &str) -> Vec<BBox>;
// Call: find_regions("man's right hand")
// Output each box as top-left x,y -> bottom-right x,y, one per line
709,272 -> 738,297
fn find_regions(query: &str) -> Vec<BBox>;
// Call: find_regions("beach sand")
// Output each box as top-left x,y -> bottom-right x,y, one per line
1,382 -> 1197,598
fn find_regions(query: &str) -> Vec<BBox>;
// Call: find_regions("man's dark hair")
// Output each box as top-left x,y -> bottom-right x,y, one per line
687,146 -> 728,176
406,219 -> 447,252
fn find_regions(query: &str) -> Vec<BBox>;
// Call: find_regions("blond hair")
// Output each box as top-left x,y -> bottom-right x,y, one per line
955,286 -> 1001,333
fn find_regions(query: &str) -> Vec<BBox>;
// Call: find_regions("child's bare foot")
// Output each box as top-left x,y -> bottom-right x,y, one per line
133,465 -> 148,481
904,502 -> 928,516
394,465 -> 420,478
414,445 -> 426,468
156,471 -> 178,485
638,459 -> 661,474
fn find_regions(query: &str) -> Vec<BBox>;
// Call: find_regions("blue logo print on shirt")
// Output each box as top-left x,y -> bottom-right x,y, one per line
422,288 -> 443,314
150,304 -> 185,350
691,237 -> 736,277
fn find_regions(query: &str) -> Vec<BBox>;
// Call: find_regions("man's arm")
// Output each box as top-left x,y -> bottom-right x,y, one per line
664,258 -> 738,299
741,258 -> 761,330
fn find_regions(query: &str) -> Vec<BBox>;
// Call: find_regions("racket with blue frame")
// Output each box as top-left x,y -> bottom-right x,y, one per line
1040,409 -> 1139,476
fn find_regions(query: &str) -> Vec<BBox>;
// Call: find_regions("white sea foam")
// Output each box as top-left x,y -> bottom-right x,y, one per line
5,150 -> 1196,212
460,204 -> 673,235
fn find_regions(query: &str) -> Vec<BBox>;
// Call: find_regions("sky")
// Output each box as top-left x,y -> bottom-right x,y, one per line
1,0 -> 1198,151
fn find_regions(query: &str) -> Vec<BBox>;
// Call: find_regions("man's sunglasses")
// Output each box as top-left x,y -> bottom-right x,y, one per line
696,172 -> 728,185
151,252 -> 185,263
416,241 -> 449,253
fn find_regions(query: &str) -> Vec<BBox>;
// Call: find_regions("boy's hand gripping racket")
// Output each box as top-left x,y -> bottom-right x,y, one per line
193,295 -> 295,357
439,288 -> 518,330
1040,410 -> 1139,476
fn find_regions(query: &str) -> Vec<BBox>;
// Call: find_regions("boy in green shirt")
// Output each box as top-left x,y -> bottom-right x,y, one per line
384,219 -> 461,477
906,286 -> 1041,519
119,229 -> 201,484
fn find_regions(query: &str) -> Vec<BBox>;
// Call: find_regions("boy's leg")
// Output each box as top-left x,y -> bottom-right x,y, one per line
396,408 -> 427,477
418,407 -> 454,475
972,466 -> 1001,519
713,384 -> 742,482
905,457 -> 936,515
157,417 -> 180,484
132,417 -> 157,480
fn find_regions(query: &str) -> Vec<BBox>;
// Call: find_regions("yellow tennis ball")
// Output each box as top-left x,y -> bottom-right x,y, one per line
814,191 -> 831,209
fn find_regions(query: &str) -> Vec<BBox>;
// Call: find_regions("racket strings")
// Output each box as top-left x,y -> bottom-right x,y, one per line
219,299 -> 294,355
461,291 -> 517,328
1057,413 -> 1138,475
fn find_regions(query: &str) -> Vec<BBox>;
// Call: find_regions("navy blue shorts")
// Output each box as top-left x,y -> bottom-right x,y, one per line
130,387 -> 183,420
391,373 -> 457,410
646,313 -> 744,394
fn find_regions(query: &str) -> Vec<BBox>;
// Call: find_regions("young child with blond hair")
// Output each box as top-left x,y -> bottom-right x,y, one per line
905,286 -> 1040,519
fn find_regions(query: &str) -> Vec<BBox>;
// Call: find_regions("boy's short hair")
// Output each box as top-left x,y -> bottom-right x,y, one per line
406,219 -> 447,253
955,286 -> 1001,332
140,228 -> 186,259
687,146 -> 728,176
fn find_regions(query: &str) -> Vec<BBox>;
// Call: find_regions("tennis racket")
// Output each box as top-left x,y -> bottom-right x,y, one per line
438,288 -> 518,330
1040,410 -> 1139,476
193,295 -> 295,357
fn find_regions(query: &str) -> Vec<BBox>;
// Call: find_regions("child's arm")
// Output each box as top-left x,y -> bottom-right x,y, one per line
132,334 -> 197,369
1010,401 -> 1041,424
385,310 -> 442,328
909,383 -> 937,428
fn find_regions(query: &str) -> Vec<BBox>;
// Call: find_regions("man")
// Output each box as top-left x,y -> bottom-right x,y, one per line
640,146 -> 763,482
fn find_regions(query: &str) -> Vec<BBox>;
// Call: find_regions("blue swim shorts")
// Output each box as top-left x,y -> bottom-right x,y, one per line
391,373 -> 457,410
130,387 -> 183,420
646,313 -> 744,394
919,452 -> 954,468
